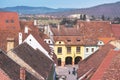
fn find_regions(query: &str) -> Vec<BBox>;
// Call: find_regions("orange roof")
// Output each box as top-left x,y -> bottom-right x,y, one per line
20,21 -> 51,52
0,12 -> 20,31
51,21 -> 114,45
0,69 -> 11,80
111,24 -> 120,39
77,44 -> 115,79
98,37 -> 115,44
91,50 -> 120,80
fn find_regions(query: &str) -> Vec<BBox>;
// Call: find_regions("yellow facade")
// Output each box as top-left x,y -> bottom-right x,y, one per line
54,41 -> 84,66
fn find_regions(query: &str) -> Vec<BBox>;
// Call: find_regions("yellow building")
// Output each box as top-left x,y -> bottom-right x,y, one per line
53,36 -> 85,66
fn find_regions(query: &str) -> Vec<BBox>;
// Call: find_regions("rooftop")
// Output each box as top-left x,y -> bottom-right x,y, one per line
13,42 -> 54,79
51,21 -> 114,45
77,43 -> 115,79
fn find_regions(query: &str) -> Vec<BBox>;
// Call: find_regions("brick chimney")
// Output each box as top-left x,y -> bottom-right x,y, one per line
20,67 -> 26,80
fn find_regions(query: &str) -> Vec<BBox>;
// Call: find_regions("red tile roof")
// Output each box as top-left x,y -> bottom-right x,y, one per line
54,36 -> 97,46
112,24 -> 120,39
0,12 -> 21,51
91,50 -> 120,80
51,21 -> 114,45
0,12 -> 20,31
20,21 -> 51,52
98,37 -> 115,44
0,69 -> 10,80
77,43 -> 115,79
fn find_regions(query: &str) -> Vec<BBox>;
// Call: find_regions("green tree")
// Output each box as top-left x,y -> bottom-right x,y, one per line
101,15 -> 105,21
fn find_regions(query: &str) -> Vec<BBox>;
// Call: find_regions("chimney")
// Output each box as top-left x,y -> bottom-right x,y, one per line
34,20 -> 37,26
24,26 -> 28,34
57,24 -> 60,31
20,67 -> 26,80
19,32 -> 22,44
77,25 -> 80,30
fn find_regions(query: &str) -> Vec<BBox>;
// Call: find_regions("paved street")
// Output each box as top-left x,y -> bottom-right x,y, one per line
55,65 -> 78,80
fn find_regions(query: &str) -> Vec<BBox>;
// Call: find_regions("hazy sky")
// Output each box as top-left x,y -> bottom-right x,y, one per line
0,0 -> 120,8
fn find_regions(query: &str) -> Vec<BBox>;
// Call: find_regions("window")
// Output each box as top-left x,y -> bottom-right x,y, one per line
11,19 -> 14,23
67,47 -> 71,53
77,38 -> 80,42
67,39 -> 71,42
91,48 -> 94,52
86,48 -> 89,52
48,41 -> 51,44
59,41 -> 61,44
77,39 -> 80,42
44,41 -> 46,43
76,46 -> 80,53
6,20 -> 9,23
57,47 -> 62,54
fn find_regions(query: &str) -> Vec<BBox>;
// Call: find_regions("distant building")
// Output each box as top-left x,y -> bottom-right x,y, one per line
68,14 -> 90,21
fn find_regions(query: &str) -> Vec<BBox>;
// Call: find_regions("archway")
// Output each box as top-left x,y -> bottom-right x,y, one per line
65,57 -> 72,65
58,58 -> 61,66
74,56 -> 82,64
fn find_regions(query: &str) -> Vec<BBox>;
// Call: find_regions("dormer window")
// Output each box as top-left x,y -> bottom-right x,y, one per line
59,41 -> 61,44
48,41 -> 51,44
67,39 -> 71,42
6,20 -> 9,23
77,39 -> 80,42
11,19 -> 14,23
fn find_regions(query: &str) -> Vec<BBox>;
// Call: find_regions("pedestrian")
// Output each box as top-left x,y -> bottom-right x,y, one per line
68,70 -> 70,74
72,67 -> 76,75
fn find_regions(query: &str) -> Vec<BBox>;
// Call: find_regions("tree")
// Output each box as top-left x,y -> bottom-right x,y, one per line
83,14 -> 86,20
101,15 -> 105,21
80,15 -> 83,20
91,15 -> 96,20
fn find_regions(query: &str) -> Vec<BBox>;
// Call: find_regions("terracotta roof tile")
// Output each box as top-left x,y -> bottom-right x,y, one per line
0,12 -> 20,31
51,21 -> 113,45
98,37 -> 115,44
77,43 -> 115,79
112,24 -> 120,39
91,50 -> 120,80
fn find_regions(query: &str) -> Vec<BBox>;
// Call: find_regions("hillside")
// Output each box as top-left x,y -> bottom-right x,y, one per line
48,1 -> 120,17
0,6 -> 73,14
0,1 -> 120,17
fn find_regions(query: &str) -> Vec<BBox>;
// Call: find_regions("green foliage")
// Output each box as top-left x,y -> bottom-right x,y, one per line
60,18 -> 77,27
101,15 -> 105,20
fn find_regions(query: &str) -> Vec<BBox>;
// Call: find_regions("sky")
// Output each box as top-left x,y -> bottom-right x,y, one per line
0,0 -> 120,8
